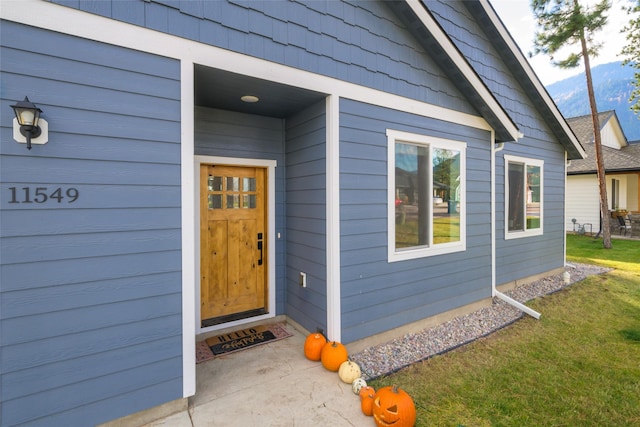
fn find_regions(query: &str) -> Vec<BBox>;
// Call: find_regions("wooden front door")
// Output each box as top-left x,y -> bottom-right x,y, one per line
200,164 -> 267,327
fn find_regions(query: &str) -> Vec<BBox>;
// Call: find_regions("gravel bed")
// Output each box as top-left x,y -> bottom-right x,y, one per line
350,263 -> 611,380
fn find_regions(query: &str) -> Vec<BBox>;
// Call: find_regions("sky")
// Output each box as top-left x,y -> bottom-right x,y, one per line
490,0 -> 633,85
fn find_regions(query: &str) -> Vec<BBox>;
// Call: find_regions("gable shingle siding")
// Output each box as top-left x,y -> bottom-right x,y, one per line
49,0 -> 473,115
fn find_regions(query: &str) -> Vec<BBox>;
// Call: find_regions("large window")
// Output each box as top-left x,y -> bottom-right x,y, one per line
387,129 -> 466,262
505,155 -> 543,239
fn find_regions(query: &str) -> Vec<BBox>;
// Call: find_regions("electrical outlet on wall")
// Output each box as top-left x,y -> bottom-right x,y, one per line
299,272 -> 307,287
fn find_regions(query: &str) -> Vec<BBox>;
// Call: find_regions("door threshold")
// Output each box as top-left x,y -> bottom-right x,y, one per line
201,308 -> 268,328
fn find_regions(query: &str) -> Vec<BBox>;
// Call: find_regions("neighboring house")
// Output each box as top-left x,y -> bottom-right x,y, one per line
0,1 -> 584,425
566,111 -> 640,234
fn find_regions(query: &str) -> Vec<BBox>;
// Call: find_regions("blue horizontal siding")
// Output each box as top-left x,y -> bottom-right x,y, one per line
1,21 -> 182,426
1,156 -> 179,183
194,107 -> 287,315
8,378 -> 183,427
343,287 -> 489,343
342,253 -> 492,290
2,251 -> 181,292
1,185 -> 179,212
2,272 -> 181,318
2,47 -> 178,101
2,229 -> 180,264
0,208 -> 179,238
0,130 -> 180,162
1,21 -> 178,79
339,98 -> 493,343
342,267 -> 491,320
2,335 -> 181,401
340,248 -> 491,285
285,100 -> 328,334
495,135 -> 567,285
3,314 -> 181,376
3,294 -> 180,345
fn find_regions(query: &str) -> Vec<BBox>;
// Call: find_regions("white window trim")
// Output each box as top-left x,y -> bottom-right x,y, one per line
387,129 -> 467,262
504,154 -> 544,240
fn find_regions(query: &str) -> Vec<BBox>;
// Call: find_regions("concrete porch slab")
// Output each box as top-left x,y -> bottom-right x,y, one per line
145,322 -> 370,426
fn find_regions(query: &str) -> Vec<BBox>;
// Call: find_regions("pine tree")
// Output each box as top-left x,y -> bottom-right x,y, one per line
621,0 -> 640,114
532,0 -> 613,249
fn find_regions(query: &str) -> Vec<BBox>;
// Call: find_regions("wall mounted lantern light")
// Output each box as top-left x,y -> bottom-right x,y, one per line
10,96 -> 46,150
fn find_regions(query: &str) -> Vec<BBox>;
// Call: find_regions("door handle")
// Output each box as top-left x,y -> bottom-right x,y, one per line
257,233 -> 263,266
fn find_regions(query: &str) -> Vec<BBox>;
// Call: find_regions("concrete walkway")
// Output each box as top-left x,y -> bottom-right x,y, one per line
145,323 -> 371,427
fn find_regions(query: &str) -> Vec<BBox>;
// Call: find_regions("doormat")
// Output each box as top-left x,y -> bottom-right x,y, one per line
196,323 -> 292,364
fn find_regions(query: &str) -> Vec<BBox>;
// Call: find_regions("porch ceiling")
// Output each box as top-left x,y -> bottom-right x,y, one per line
195,65 -> 327,118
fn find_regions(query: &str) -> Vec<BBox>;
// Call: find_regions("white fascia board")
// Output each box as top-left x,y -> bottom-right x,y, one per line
3,0 -> 491,133
405,0 -> 520,142
477,0 -> 586,158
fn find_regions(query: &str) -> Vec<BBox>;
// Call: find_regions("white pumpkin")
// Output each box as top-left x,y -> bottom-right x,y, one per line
352,377 -> 367,394
338,360 -> 361,384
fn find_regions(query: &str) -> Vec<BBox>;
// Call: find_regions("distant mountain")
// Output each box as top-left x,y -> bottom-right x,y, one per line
546,61 -> 639,141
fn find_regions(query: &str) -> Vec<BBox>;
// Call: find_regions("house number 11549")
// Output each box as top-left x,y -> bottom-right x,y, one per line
8,187 -> 79,204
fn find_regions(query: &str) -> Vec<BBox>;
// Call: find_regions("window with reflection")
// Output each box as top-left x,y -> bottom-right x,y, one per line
505,155 -> 543,239
387,129 -> 466,262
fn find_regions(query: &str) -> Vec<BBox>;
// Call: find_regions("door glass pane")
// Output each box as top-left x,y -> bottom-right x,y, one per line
208,176 -> 223,191
526,165 -> 541,230
243,194 -> 256,209
227,194 -> 240,209
208,194 -> 222,209
243,177 -> 256,192
227,177 -> 240,192
432,147 -> 461,244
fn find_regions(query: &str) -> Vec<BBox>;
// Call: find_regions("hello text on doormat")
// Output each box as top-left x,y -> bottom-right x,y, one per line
196,323 -> 292,363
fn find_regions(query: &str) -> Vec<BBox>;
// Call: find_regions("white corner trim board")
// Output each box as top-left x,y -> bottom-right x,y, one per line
326,95 -> 341,342
181,61 -> 196,398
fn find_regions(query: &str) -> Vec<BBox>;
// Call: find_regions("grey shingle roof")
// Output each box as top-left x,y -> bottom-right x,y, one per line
566,111 -> 640,174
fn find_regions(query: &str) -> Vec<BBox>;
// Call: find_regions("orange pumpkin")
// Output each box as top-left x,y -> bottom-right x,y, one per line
358,385 -> 375,400
372,385 -> 416,427
320,341 -> 348,371
361,391 -> 375,416
303,333 -> 327,361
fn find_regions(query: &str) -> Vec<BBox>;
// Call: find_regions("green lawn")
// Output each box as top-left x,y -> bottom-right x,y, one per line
370,235 -> 640,426
396,216 -> 460,247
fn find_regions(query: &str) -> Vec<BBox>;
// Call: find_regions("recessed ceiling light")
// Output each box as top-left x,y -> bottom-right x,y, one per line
241,95 -> 259,103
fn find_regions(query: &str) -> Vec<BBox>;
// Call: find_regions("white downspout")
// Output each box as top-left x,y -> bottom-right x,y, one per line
491,138 -> 504,300
495,292 -> 541,319
491,137 -> 541,319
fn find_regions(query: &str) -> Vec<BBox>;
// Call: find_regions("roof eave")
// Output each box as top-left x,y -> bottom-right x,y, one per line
392,0 -> 521,143
471,0 -> 586,160
569,168 -> 640,175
